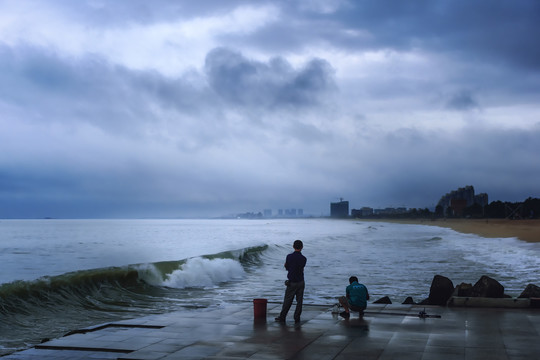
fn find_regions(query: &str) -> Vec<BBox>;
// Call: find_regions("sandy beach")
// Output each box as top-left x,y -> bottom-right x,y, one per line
370,218 -> 540,243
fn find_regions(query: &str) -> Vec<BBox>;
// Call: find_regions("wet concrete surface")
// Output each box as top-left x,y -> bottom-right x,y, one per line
3,303 -> 540,359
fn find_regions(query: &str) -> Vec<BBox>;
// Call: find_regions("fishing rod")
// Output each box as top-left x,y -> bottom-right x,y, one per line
265,301 -> 442,319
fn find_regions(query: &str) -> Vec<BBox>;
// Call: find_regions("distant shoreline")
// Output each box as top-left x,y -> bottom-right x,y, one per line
363,218 -> 540,243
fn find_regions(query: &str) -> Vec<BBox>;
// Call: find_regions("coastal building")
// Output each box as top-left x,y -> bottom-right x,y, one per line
438,185 -> 474,209
437,185 -> 488,216
450,199 -> 468,217
474,193 -> 489,207
351,207 -> 374,218
373,207 -> 407,216
330,199 -> 349,218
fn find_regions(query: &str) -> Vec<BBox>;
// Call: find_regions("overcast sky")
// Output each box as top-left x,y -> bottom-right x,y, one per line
1,0 -> 539,218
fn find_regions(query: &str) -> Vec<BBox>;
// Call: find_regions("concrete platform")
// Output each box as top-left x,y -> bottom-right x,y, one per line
3,303 -> 540,359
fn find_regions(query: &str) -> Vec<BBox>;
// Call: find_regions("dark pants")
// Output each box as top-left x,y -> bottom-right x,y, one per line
338,296 -> 366,314
279,281 -> 305,321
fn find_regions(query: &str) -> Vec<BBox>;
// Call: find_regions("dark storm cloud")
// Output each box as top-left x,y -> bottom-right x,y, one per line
0,44 -> 334,142
205,47 -> 335,108
241,0 -> 540,70
0,45 -> 136,128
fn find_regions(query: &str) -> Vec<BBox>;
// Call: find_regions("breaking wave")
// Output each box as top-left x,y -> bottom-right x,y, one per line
0,245 -> 267,314
0,245 -> 268,356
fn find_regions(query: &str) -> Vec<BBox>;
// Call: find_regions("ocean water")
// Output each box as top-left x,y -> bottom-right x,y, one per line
1,218 -> 539,355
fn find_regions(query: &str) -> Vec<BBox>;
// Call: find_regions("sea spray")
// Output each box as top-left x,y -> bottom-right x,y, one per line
163,257 -> 246,288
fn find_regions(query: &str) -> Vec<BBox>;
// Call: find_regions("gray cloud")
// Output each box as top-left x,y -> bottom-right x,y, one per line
446,91 -> 478,111
205,47 -> 335,108
289,0 -> 540,70
35,0 -> 250,27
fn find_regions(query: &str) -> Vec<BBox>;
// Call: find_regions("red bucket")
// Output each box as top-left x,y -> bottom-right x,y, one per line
253,298 -> 268,319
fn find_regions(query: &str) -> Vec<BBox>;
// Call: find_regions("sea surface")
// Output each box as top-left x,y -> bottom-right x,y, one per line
1,218 -> 539,355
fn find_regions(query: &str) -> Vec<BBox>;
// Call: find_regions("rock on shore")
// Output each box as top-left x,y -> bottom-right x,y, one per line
375,275 -> 539,307
518,284 -> 540,298
419,274 -> 517,306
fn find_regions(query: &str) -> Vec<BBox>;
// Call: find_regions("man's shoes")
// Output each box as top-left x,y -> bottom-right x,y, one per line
275,317 -> 285,323
339,311 -> 350,319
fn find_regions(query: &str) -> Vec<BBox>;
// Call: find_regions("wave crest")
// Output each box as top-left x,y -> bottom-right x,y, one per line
0,245 -> 268,315
162,258 -> 245,288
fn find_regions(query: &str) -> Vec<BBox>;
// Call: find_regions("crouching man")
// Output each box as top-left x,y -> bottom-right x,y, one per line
338,276 -> 369,318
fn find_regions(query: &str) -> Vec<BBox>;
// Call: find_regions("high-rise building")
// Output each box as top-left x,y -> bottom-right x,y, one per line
330,199 -> 349,218
437,185 -> 488,215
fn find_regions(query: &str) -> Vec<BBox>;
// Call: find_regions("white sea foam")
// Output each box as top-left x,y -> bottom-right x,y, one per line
449,234 -> 540,289
162,258 -> 246,288
136,264 -> 168,286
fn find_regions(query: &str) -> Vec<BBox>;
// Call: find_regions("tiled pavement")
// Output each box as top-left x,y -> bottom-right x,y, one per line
3,302 -> 540,359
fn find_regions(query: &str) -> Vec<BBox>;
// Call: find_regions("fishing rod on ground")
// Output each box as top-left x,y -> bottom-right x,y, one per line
265,301 -> 442,319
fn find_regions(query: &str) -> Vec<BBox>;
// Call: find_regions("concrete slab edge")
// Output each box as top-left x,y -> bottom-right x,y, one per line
448,296 -> 532,308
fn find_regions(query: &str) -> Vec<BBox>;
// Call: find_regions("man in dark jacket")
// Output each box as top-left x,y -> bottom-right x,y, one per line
275,240 -> 307,324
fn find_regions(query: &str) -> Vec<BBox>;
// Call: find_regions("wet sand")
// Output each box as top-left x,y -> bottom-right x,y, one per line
369,218 -> 540,243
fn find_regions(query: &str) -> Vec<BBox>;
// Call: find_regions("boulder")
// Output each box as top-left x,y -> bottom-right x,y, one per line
427,275 -> 454,305
402,296 -> 415,304
373,296 -> 392,304
471,275 -> 504,298
455,282 -> 473,297
518,284 -> 540,298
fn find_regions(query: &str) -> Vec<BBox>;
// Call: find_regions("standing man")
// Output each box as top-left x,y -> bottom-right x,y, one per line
338,276 -> 369,318
275,240 -> 307,324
